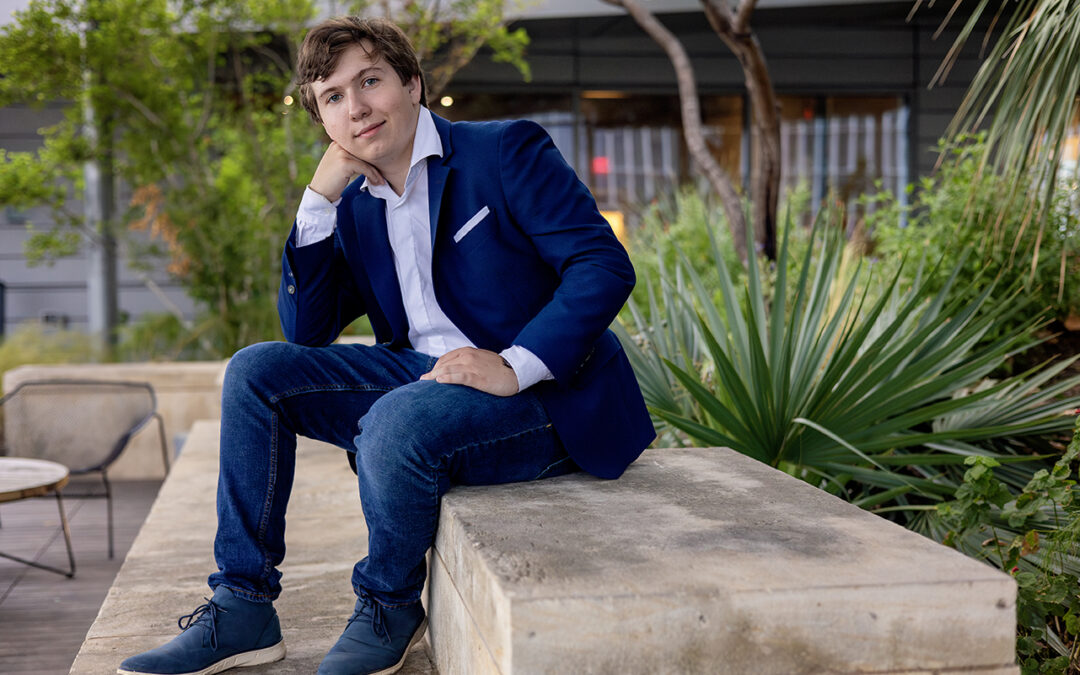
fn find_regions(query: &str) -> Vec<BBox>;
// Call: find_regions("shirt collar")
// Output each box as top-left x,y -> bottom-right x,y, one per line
360,107 -> 443,194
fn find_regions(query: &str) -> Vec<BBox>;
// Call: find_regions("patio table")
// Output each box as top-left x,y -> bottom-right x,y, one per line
0,457 -> 75,577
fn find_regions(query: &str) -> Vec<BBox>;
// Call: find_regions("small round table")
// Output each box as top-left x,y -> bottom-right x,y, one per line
0,457 -> 76,577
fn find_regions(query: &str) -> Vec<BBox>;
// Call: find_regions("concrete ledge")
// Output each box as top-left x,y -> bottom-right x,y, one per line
71,420 -> 435,674
428,448 -> 1018,674
4,362 -> 227,479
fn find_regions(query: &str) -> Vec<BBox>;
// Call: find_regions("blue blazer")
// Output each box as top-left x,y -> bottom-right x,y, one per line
278,113 -> 655,479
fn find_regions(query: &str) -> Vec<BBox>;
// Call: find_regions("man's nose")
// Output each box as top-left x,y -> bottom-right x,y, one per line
348,90 -> 368,120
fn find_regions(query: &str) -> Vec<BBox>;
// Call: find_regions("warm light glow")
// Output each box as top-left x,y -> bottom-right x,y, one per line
440,96 -> 454,107
582,91 -> 629,100
592,156 -> 610,175
1060,102 -> 1079,179
1064,132 -> 1079,164
283,95 -> 294,106
600,210 -> 627,245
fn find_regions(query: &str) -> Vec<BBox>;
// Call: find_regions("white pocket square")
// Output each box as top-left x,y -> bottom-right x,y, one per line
453,206 -> 490,243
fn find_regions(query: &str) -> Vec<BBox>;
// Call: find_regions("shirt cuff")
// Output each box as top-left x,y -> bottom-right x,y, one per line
500,345 -> 554,393
295,186 -> 341,247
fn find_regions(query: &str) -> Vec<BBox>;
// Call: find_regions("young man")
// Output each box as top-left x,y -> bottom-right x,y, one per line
119,16 -> 654,675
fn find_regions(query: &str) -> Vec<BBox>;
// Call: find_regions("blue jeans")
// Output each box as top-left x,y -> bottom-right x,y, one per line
208,341 -> 577,607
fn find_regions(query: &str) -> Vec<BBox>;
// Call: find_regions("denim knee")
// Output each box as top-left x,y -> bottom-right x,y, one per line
224,342 -> 298,397
354,385 -> 442,471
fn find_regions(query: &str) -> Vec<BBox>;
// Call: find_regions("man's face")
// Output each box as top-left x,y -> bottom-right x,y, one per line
312,42 -> 421,173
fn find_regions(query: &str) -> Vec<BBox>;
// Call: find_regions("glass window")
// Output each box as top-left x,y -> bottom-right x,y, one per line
437,91 -> 743,212
824,96 -> 908,230
435,91 -> 907,229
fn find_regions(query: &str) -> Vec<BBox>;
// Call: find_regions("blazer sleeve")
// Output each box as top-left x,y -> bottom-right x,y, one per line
278,217 -> 366,347
499,120 -> 636,383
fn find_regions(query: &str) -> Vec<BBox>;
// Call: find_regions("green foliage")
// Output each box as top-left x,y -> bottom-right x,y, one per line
920,0 -> 1080,242
935,417 -> 1080,671
0,0 -> 531,358
865,137 -> 1080,328
624,181 -> 816,329
620,212 -> 1080,495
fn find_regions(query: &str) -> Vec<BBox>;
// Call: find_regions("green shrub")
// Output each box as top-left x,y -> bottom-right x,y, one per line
624,182 -> 818,329
0,324 -> 97,381
864,136 -> 1080,333
620,211 -> 1079,487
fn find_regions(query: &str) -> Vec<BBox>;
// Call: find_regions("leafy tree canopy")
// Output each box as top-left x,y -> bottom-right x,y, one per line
0,0 -> 529,356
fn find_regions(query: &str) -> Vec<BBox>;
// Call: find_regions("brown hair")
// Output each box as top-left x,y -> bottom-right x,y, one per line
296,17 -> 427,124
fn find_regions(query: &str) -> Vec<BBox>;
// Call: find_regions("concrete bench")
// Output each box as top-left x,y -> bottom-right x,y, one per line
428,449 -> 1018,674
73,421 -> 1017,674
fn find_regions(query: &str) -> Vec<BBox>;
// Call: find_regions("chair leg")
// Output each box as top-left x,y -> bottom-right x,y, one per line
0,490 -> 76,578
102,471 -> 114,560
56,491 -> 76,577
154,412 -> 170,473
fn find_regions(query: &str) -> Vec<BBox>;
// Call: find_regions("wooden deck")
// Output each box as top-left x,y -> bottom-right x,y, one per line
0,479 -> 162,675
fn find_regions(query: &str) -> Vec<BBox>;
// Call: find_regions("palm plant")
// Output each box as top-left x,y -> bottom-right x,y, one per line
921,0 -> 1080,296
618,212 -> 1080,511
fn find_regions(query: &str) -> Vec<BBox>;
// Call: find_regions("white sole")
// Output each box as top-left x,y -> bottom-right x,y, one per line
369,618 -> 428,675
117,640 -> 286,675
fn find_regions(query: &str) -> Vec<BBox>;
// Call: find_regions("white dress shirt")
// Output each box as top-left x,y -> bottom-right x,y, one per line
294,107 -> 554,392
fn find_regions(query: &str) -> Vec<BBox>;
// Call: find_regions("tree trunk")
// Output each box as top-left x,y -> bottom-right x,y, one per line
702,0 -> 780,260
609,0 -> 783,261
603,0 -> 749,263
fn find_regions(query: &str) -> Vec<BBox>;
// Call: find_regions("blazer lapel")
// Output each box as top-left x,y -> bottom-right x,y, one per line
349,191 -> 409,343
428,114 -> 455,247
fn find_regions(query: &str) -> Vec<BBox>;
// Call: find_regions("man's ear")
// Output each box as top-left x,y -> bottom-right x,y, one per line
408,75 -> 421,105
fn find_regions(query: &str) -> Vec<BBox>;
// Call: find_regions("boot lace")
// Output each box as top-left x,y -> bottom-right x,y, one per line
347,592 -> 390,644
177,598 -> 227,650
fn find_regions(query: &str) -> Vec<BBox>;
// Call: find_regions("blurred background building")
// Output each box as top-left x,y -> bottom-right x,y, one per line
0,0 -> 1062,334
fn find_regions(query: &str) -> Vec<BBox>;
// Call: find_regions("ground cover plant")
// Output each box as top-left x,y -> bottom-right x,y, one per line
619,206 -> 1080,670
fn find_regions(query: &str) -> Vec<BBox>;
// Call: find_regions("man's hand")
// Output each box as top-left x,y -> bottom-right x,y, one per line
309,141 -> 384,202
419,347 -> 519,397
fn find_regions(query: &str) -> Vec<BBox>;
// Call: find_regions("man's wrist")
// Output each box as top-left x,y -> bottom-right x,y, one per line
499,346 -> 552,392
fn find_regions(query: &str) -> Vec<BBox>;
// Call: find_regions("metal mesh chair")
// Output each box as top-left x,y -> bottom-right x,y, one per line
0,379 -> 170,558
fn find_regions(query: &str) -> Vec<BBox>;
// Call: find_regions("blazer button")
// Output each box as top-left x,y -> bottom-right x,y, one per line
286,284 -> 296,295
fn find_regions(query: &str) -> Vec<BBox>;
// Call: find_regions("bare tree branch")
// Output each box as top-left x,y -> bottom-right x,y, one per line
603,0 -> 749,261
701,0 -> 781,258
734,0 -> 756,34
701,0 -> 735,35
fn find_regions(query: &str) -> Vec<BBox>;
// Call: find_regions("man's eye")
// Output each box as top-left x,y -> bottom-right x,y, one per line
362,77 -> 379,87
326,93 -> 342,104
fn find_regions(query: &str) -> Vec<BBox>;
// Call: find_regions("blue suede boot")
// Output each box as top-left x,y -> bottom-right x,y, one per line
117,586 -> 285,675
317,596 -> 426,675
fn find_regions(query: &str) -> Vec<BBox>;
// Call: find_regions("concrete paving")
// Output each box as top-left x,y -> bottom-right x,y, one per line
70,420 -> 434,674
429,448 -> 1019,674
